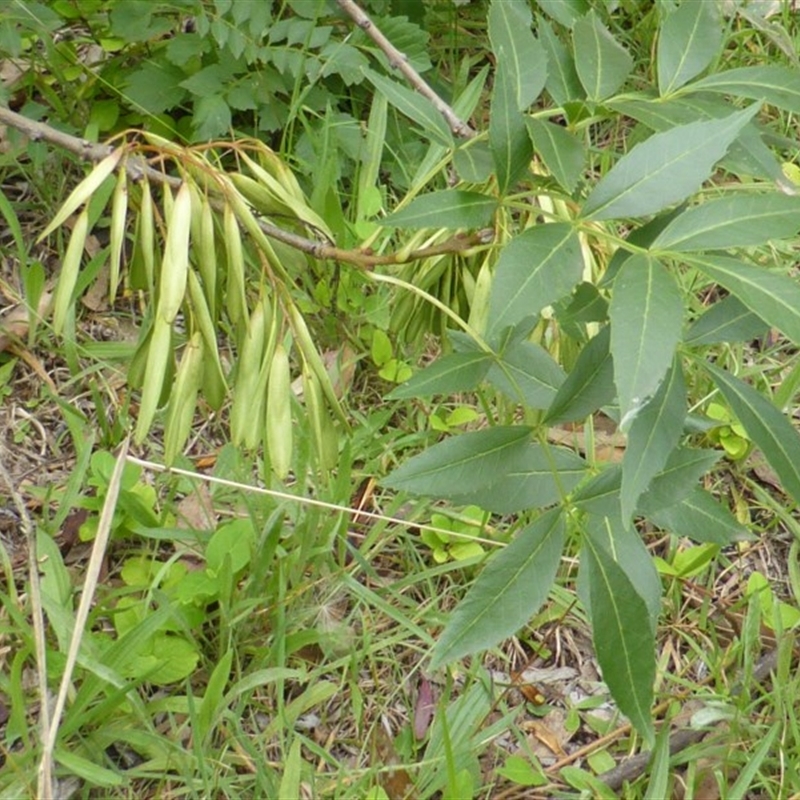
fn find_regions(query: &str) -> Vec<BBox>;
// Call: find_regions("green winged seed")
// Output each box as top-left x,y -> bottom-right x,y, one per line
108,166 -> 128,303
136,317 -> 172,442
157,182 -> 192,324
266,344 -> 293,480
164,332 -> 204,465
53,208 -> 89,335
38,148 -> 123,241
139,178 -> 156,290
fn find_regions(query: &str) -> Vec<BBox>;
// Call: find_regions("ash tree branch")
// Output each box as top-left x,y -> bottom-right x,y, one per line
0,106 -> 491,268
335,0 -> 477,139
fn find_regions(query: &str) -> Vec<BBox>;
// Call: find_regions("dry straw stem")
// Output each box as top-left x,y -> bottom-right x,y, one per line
0,107 -> 492,269
38,438 -> 130,799
335,0 -> 478,139
0,453 -> 51,797
126,455 -> 501,550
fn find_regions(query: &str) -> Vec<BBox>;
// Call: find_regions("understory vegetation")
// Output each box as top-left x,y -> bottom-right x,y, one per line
1,0 -> 800,797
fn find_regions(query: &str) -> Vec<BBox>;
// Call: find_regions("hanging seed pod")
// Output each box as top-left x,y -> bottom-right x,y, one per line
135,316 -> 172,442
187,270 -> 227,410
196,194 -> 218,319
108,165 -> 128,303
223,203 -> 247,327
467,257 -> 493,336
303,368 -> 339,472
156,182 -> 192,325
239,152 -> 332,239
39,148 -> 123,241
139,178 -> 156,292
164,331 -> 204,465
266,343 -> 293,480
53,208 -> 89,335
287,301 -> 347,427
230,294 -> 269,446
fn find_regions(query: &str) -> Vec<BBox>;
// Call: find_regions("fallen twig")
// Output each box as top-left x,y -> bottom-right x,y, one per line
598,647 -> 787,792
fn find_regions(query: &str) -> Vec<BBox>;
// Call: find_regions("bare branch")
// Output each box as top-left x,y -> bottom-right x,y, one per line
0,106 -> 492,268
335,0 -> 477,139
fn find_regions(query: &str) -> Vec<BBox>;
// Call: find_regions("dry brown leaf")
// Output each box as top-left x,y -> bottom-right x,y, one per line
412,676 -> 435,740
373,723 -> 417,800
176,483 -> 217,530
0,291 -> 52,352
521,713 -> 570,758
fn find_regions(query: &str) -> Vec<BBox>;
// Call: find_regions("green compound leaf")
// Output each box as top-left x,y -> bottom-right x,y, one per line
684,296 -> 769,346
488,223 -> 583,337
449,444 -> 586,514
538,16 -> 584,106
609,256 -> 683,430
430,508 -> 565,668
582,105 -> 759,221
687,253 -> 800,345
364,68 -> 452,146
621,357 -> 686,523
487,340 -> 566,408
651,194 -> 800,252
490,58 -> 533,194
585,514 -> 661,633
527,118 -> 586,193
382,426 -> 533,499
381,190 -> 497,230
544,326 -> 615,425
705,363 -> 800,506
690,65 -> 800,114
582,529 -> 656,746
647,487 -> 752,545
573,9 -> 633,101
488,0 -> 547,110
657,0 -> 721,95
389,352 -> 493,399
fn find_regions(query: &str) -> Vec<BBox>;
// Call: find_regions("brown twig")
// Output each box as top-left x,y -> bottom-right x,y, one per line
597,646 -> 785,792
0,106 -> 492,267
334,0 -> 477,139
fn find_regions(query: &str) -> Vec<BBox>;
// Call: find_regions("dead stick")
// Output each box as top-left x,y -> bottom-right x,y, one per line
598,647 -> 784,791
335,0 -> 477,139
0,106 -> 492,267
